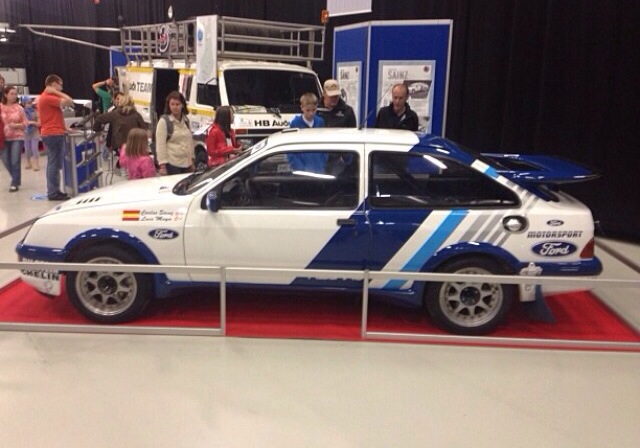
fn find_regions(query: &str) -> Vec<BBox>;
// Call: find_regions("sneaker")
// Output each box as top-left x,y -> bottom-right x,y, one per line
9,186 -> 18,192
48,192 -> 70,201
25,164 -> 32,170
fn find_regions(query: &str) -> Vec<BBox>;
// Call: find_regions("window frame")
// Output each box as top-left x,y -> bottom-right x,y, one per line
367,151 -> 521,210
217,146 -> 362,210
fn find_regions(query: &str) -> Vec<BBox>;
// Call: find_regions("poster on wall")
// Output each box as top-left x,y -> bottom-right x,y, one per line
377,60 -> 435,133
336,61 -> 361,127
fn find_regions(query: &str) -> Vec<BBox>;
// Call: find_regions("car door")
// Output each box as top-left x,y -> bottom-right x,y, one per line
365,147 -> 520,291
183,143 -> 369,287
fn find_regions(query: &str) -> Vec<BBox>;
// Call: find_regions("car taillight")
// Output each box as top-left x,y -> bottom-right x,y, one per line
580,238 -> 595,258
235,128 -> 248,135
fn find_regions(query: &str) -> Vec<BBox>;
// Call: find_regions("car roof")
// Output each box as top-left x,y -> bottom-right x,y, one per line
265,128 -> 422,147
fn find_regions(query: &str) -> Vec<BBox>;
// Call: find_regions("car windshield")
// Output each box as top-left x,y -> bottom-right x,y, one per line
174,138 -> 269,195
224,69 -> 321,113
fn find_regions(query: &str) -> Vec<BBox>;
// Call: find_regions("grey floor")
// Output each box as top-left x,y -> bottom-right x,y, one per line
1,156 -> 639,447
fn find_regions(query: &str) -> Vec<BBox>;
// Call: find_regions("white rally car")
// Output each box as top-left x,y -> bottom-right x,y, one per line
17,129 -> 602,335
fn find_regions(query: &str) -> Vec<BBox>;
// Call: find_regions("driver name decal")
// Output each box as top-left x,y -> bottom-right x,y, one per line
122,209 -> 187,222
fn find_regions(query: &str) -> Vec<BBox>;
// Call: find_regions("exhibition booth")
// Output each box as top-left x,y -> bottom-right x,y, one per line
1,13 -> 638,353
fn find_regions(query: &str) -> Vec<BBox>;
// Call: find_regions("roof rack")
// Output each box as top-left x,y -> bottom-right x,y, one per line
121,16 -> 325,68
20,15 -> 324,68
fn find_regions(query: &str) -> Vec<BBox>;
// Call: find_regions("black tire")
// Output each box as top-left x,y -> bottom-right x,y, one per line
66,245 -> 152,324
195,147 -> 209,172
425,257 -> 515,335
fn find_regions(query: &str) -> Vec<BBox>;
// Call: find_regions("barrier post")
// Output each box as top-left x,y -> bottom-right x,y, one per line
220,267 -> 227,336
361,270 -> 370,339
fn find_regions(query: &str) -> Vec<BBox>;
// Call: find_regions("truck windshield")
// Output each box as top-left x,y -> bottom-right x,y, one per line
224,69 -> 321,113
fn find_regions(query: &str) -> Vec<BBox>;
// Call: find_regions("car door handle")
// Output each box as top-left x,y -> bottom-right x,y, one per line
337,218 -> 356,226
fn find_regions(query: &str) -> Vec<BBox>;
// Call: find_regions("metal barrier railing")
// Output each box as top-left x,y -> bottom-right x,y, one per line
1,259 -> 639,350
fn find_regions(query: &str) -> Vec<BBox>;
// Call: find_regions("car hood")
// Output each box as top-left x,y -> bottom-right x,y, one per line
42,175 -> 190,216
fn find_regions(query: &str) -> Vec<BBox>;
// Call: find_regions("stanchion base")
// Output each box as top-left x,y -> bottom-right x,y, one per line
522,285 -> 556,323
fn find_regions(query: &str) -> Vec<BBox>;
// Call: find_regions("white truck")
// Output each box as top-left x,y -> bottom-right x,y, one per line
117,16 -> 325,169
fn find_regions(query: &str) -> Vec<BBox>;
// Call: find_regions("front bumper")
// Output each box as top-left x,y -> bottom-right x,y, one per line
16,242 -> 67,297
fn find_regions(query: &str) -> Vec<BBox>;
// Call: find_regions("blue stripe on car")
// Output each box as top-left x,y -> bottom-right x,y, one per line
291,208 -> 432,288
383,210 -> 468,289
484,165 -> 499,179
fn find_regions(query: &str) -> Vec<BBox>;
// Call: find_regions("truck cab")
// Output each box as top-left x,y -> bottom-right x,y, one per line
117,15 -> 325,169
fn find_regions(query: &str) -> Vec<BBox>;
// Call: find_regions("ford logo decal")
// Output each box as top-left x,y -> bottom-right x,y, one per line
546,219 -> 564,227
531,241 -> 577,257
149,229 -> 179,240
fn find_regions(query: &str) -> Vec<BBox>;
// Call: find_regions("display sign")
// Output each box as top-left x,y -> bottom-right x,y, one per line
334,20 -> 452,135
336,61 -> 362,127
377,60 -> 435,133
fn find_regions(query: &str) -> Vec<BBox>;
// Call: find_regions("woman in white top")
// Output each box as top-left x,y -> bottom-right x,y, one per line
156,91 -> 194,175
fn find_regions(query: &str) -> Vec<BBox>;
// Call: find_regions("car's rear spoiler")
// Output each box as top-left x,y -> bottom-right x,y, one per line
482,153 -> 601,184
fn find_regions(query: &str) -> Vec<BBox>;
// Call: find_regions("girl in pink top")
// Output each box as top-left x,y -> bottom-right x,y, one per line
118,128 -> 156,180
1,86 -> 28,191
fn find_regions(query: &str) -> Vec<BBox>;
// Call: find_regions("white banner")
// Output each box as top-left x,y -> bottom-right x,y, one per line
327,0 -> 372,17
196,15 -> 218,85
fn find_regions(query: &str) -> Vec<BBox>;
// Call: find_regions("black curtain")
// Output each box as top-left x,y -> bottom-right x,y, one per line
1,0 -> 639,241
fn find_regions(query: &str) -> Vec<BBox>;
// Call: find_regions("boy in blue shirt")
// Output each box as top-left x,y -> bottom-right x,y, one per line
289,92 -> 325,129
288,93 -> 326,172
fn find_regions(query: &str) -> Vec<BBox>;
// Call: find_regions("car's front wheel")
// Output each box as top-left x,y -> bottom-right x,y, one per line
66,245 -> 152,324
425,257 -> 514,335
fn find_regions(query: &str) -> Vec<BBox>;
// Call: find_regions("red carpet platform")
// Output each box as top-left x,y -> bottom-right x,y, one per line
1,279 -> 638,349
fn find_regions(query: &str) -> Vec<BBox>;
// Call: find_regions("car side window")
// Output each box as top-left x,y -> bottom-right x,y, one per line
369,152 -> 519,208
220,151 -> 359,209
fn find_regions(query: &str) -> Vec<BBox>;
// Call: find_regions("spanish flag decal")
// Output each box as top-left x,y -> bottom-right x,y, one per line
122,210 -> 141,221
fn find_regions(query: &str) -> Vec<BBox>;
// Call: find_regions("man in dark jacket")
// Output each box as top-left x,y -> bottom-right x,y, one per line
375,83 -> 419,131
317,79 -> 357,128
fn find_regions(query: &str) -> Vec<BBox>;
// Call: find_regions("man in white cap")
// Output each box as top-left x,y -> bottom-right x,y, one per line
317,78 -> 356,128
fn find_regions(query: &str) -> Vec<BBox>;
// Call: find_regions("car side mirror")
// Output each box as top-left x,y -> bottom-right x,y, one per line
206,190 -> 220,212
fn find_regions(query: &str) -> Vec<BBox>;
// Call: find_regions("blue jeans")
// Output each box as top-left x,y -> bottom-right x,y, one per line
1,139 -> 22,187
42,135 -> 66,196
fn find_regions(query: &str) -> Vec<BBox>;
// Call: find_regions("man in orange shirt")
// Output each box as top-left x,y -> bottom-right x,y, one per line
38,74 -> 74,200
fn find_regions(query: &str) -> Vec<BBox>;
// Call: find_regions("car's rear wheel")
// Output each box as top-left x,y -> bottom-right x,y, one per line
425,257 -> 514,335
66,246 -> 152,324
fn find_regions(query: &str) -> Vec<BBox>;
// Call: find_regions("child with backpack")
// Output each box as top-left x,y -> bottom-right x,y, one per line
119,128 -> 155,180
